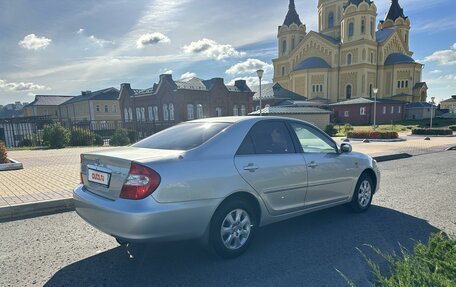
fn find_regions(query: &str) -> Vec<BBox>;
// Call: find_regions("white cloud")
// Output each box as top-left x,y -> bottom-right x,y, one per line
18,34 -> 52,50
183,38 -> 245,60
180,72 -> 197,79
423,43 -> 456,65
226,58 -> 273,75
162,69 -> 173,75
76,28 -> 85,34
228,77 -> 270,88
136,32 -> 170,48
0,79 -> 47,91
89,35 -> 115,47
430,70 -> 443,74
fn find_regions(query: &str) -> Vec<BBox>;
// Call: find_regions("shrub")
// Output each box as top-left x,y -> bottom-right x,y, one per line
43,124 -> 71,149
342,124 -> 354,135
109,128 -> 130,146
347,131 -> 399,139
412,128 -> 453,136
70,128 -> 96,146
94,134 -> 104,146
325,124 -> 338,136
127,130 -> 138,143
18,139 -> 34,147
0,144 -> 8,164
338,233 -> 456,287
449,125 -> 456,131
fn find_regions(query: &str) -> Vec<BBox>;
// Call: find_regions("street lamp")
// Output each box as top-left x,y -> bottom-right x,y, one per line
256,69 -> 264,116
430,97 -> 435,128
372,87 -> 378,130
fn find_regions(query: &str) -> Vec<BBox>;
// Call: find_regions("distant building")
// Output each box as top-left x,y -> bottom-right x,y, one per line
329,98 -> 405,125
0,101 -> 28,118
405,102 -> 437,120
273,0 -> 427,103
251,83 -> 307,109
440,95 -> 456,113
22,95 -> 74,119
119,74 -> 254,136
59,88 -> 121,128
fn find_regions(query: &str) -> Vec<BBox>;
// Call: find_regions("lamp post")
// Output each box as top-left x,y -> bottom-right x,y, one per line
256,69 -> 264,116
372,88 -> 378,130
430,97 -> 435,129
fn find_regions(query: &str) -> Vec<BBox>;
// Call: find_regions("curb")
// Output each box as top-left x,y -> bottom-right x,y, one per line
0,198 -> 74,223
343,138 -> 407,142
0,158 -> 23,171
373,153 -> 413,162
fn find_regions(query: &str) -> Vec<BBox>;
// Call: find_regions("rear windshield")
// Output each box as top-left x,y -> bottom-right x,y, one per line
132,122 -> 231,150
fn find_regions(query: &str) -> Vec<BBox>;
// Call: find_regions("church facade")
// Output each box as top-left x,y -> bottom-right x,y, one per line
272,0 -> 427,104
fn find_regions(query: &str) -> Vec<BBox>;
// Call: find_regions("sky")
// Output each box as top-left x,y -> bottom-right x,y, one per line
0,0 -> 455,105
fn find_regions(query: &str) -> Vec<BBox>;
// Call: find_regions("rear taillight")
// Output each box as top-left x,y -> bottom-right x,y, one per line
120,162 -> 161,200
80,154 -> 84,184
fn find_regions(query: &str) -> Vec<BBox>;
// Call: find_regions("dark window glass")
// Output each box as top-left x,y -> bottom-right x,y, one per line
133,122 -> 231,150
348,22 -> 354,37
328,12 -> 334,28
249,121 -> 295,154
346,85 -> 352,99
361,20 -> 365,34
236,135 -> 255,155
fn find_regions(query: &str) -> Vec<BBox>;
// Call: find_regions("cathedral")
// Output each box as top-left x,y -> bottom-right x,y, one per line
272,0 -> 428,103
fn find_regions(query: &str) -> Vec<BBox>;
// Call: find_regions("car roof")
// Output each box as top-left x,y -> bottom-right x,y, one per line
188,116 -> 304,124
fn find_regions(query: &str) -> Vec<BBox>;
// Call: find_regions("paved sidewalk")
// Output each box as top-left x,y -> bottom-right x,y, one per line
0,136 -> 455,220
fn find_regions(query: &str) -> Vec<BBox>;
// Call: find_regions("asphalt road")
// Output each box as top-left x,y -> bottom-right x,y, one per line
1,151 -> 455,287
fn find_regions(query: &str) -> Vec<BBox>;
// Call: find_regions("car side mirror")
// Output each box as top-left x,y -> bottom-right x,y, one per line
340,143 -> 352,153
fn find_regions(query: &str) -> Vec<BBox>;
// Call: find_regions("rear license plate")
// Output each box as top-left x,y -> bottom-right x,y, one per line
88,169 -> 111,187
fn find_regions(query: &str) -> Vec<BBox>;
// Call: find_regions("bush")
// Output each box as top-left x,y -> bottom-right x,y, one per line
94,134 -> 104,146
412,128 -> 453,136
18,139 -> 34,147
338,233 -> 456,287
127,130 -> 138,143
449,125 -> 456,131
70,128 -> 96,146
342,124 -> 354,135
0,144 -> 8,164
109,128 -> 130,146
347,131 -> 399,139
43,124 -> 71,149
325,124 -> 338,136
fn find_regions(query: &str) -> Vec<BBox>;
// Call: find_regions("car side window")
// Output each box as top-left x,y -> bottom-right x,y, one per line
290,123 -> 337,154
238,121 -> 295,155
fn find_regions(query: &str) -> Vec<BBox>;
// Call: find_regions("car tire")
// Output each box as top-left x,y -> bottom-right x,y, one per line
209,199 -> 257,259
349,174 -> 374,213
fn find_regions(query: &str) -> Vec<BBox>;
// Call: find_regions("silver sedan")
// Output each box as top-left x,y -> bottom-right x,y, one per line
74,116 -> 380,258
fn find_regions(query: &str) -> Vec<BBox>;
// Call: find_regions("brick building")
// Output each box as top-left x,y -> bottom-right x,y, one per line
119,74 -> 254,136
329,98 -> 405,125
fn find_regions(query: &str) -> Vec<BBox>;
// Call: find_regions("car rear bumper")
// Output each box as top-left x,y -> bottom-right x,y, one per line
73,184 -> 220,242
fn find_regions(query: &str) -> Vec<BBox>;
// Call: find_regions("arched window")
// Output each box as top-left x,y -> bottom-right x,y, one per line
369,84 -> 373,98
347,53 -> 352,65
281,66 -> 285,76
169,103 -> 174,120
291,37 -> 295,50
346,85 -> 352,99
163,104 -> 169,121
328,12 -> 334,28
148,106 -> 153,122
240,105 -> 246,116
233,105 -> 238,116
370,20 -> 374,37
361,19 -> 365,34
215,107 -> 222,117
124,108 -> 129,122
196,104 -> 204,119
187,104 -> 194,120
282,40 -> 287,55
128,108 -> 133,121
348,22 -> 354,37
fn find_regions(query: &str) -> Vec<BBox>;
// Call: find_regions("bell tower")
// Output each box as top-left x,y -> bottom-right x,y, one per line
277,0 -> 306,58
380,0 -> 410,50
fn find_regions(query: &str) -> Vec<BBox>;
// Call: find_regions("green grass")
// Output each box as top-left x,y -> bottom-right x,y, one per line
337,232 -> 456,287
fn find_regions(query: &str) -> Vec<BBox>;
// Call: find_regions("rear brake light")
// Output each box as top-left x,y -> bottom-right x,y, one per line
80,154 -> 84,184
120,162 -> 161,200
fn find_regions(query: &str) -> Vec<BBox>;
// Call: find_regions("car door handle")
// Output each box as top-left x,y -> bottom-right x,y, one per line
243,163 -> 259,172
307,161 -> 318,168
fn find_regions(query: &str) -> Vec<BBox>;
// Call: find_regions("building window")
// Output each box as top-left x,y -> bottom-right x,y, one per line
282,39 -> 287,55
397,81 -> 401,88
103,105 -> 108,113
215,107 -> 222,117
360,107 -> 366,115
361,19 -> 365,34
401,81 -> 405,88
148,106 -> 154,122
233,105 -> 238,116
370,20 -> 374,37
328,12 -> 334,28
348,22 -> 354,38
136,107 -> 141,121
140,107 -> 145,121
281,66 -> 285,76
169,104 -> 174,120
398,106 -> 401,114
240,105 -> 246,116
312,85 -> 316,93
163,104 -> 169,121
405,81 -> 408,88
196,104 -> 203,119
383,106 -> 387,114
128,108 -> 133,121
124,108 -> 129,122
153,106 -> 159,121
96,105 -> 100,112
291,37 -> 295,50
369,84 -> 373,98
344,111 -> 349,117
370,53 -> 374,64
187,104 -> 194,120
347,53 -> 352,65
320,84 -> 323,92
391,106 -> 394,114
346,84 -> 352,99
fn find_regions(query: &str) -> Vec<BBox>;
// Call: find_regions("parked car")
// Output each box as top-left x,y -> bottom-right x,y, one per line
74,116 -> 380,258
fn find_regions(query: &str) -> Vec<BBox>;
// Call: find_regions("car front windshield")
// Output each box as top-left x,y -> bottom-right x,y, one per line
132,122 -> 231,150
